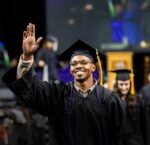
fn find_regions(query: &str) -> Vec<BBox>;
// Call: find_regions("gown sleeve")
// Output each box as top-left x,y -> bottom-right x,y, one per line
2,65 -> 67,116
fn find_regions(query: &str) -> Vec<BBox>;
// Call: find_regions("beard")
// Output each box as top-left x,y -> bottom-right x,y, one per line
75,77 -> 87,83
75,73 -> 89,82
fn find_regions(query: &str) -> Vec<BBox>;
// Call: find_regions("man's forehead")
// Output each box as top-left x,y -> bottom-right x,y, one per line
70,54 -> 93,61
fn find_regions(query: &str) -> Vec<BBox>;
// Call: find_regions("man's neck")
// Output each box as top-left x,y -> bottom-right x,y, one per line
74,78 -> 95,92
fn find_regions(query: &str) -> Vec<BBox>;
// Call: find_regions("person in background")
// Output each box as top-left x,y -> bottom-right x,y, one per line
139,69 -> 150,103
35,36 -> 59,81
0,41 -> 11,88
140,0 -> 150,42
111,69 -> 148,145
139,69 -> 150,145
0,41 -> 10,67
57,57 -> 73,83
122,0 -> 143,46
3,23 -> 125,145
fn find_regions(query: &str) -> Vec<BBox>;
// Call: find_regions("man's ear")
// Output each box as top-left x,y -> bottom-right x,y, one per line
91,64 -> 96,72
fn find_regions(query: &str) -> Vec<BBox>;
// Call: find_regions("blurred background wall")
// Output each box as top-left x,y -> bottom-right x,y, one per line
0,0 -> 150,90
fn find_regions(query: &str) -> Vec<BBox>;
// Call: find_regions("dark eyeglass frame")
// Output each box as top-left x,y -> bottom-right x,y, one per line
70,60 -> 93,66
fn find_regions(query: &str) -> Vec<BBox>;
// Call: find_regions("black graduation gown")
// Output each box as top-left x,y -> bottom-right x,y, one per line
139,85 -> 150,145
140,84 -> 150,103
2,66 -> 125,145
122,95 -> 147,145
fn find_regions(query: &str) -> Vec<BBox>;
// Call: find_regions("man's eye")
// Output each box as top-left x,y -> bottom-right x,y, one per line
70,62 -> 77,66
70,61 -> 91,66
80,61 -> 88,65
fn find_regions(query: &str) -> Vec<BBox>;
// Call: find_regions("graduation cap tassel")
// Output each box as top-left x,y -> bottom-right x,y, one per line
130,70 -> 135,95
96,49 -> 103,86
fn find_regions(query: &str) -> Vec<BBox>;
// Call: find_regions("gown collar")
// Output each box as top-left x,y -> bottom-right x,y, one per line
74,80 -> 98,97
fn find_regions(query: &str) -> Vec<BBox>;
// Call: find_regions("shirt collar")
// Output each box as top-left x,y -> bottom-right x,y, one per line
74,80 -> 98,97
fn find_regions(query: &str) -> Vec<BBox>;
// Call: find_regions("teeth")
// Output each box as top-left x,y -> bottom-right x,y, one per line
76,71 -> 83,73
75,69 -> 85,72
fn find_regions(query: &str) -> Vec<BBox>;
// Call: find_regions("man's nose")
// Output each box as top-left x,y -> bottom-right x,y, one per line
122,85 -> 126,90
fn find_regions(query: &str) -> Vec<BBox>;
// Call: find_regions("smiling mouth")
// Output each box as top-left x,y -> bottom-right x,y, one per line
75,70 -> 83,72
75,71 -> 85,74
75,69 -> 85,73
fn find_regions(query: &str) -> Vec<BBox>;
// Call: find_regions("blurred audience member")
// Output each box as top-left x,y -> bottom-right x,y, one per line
0,41 -> 11,88
139,70 -> 150,145
122,0 -> 143,46
111,0 -> 124,43
57,58 -> 73,83
0,41 -> 10,67
139,70 -> 150,103
35,36 -> 59,81
141,0 -> 150,42
111,69 -> 147,145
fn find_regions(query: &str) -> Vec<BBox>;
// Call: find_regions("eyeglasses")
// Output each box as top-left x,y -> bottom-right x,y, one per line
70,60 -> 93,66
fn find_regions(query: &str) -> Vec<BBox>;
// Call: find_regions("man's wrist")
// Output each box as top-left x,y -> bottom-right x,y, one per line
22,54 -> 32,61
17,54 -> 34,79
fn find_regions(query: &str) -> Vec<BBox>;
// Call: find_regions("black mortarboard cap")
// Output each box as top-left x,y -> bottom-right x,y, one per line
60,39 -> 103,63
60,39 -> 104,85
110,68 -> 135,94
110,69 -> 131,81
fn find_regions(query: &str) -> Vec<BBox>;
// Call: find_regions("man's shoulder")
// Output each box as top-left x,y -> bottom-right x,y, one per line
98,86 -> 120,102
103,87 -> 113,96
102,87 -> 118,98
99,86 -> 125,115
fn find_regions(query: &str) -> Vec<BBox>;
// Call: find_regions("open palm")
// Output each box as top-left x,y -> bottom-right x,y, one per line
22,23 -> 43,58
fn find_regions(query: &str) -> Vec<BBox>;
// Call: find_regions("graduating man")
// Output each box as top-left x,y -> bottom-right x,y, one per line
110,69 -> 148,145
3,23 -> 124,145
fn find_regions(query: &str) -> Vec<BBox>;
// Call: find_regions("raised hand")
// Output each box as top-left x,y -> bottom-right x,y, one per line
22,23 -> 43,60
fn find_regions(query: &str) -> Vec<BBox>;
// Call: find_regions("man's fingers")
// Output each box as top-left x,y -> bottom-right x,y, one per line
37,37 -> 43,45
31,24 -> 35,37
23,31 -> 27,40
26,23 -> 32,36
27,24 -> 30,35
29,23 -> 32,36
